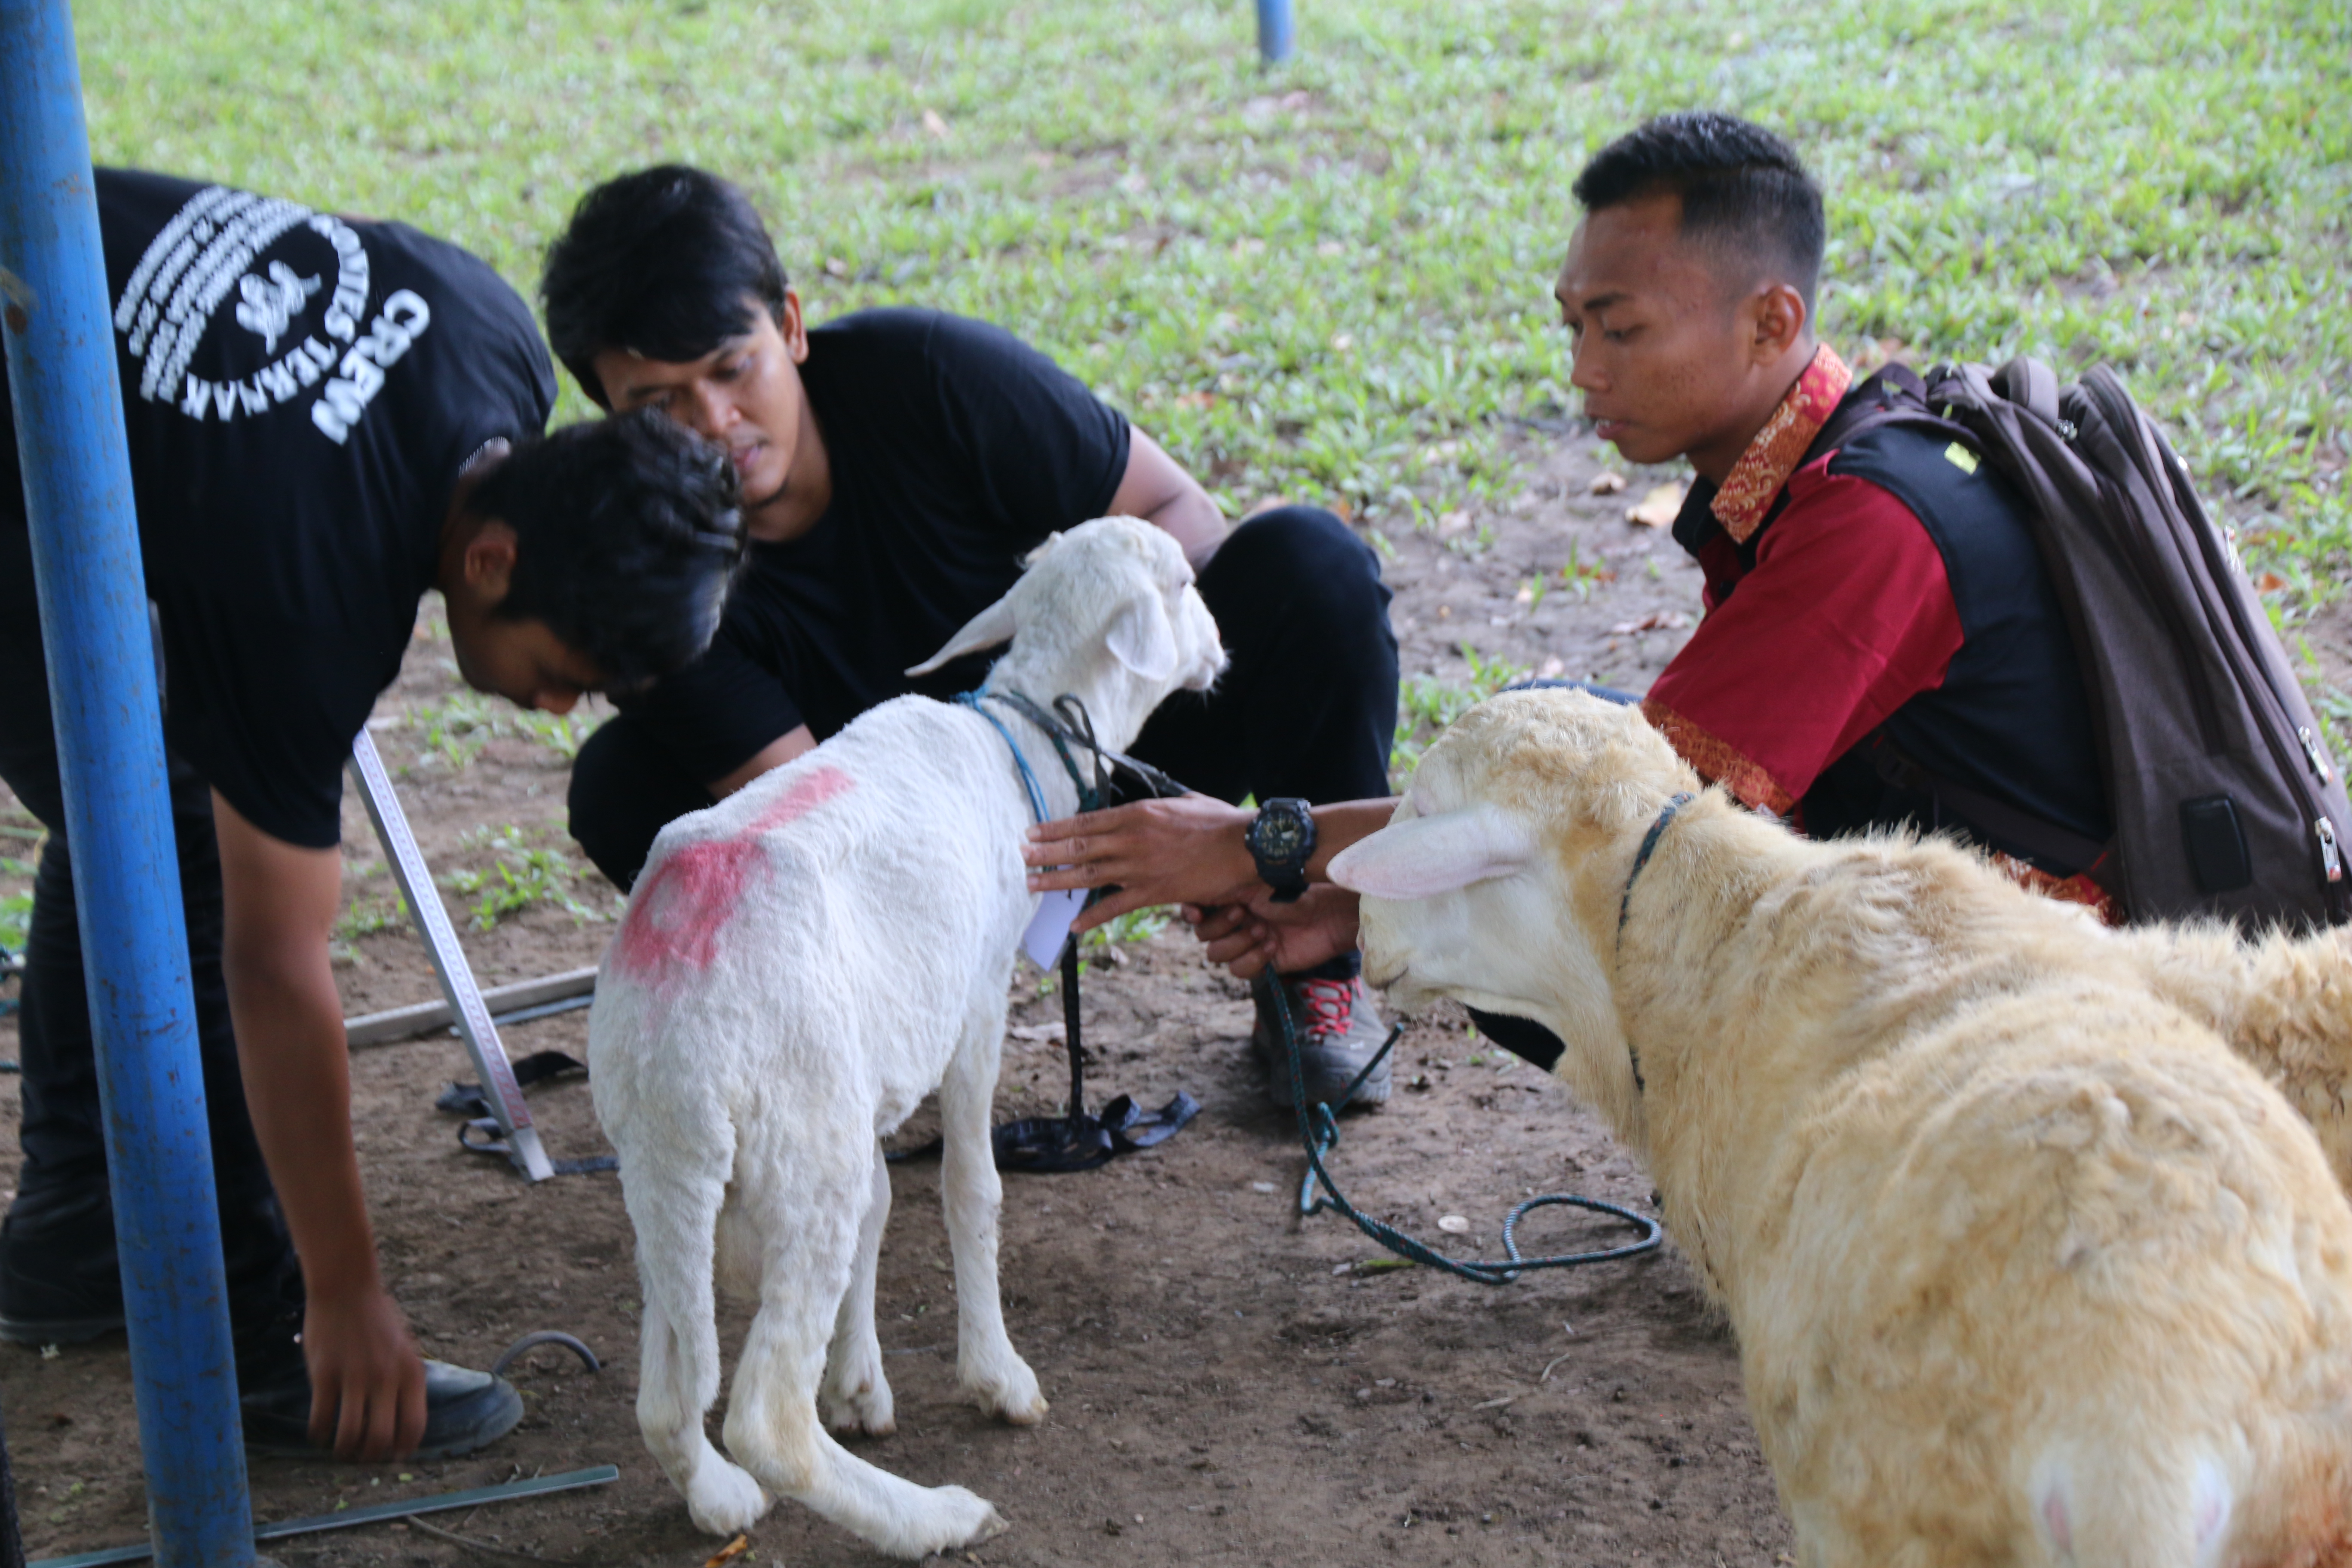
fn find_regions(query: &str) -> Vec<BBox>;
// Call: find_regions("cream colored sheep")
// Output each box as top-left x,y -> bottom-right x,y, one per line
2133,924 -> 2352,1199
1328,689 -> 2352,1567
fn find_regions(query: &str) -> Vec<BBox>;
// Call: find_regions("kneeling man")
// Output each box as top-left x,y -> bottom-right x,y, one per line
542,167 -> 1403,1109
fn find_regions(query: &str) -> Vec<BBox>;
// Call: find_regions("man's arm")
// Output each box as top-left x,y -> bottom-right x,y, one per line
1107,427 -> 1227,570
710,725 -> 817,797
1023,795 -> 1396,931
212,790 -> 426,1461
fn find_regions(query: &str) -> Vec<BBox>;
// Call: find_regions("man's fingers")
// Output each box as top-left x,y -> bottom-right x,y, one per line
309,1372 -> 340,1450
1022,833 -> 1096,866
1069,888 -> 1154,934
334,1373 -> 371,1460
396,1361 -> 429,1458
1187,904 -> 1253,943
1202,922 -> 1271,966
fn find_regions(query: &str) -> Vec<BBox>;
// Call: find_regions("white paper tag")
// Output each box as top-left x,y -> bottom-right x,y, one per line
1021,888 -> 1084,971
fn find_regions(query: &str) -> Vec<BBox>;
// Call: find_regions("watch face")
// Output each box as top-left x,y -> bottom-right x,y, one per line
1256,814 -> 1308,861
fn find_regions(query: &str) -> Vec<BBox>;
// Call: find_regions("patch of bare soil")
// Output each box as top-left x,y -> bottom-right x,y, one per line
0,430 -> 1795,1565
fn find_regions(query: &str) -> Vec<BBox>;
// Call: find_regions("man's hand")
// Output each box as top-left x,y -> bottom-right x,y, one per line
1186,884 -> 1362,980
214,789 -> 425,1459
1025,795 -> 1258,933
304,1286 -> 429,1460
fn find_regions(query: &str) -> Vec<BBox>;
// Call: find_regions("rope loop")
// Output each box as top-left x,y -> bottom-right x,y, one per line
1274,980 -> 1664,1283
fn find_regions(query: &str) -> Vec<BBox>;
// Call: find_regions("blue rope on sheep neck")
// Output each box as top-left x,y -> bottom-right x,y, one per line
1276,981 -> 1664,1284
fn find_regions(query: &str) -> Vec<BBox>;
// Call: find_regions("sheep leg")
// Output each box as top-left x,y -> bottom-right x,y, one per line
820,1140 -> 897,1437
724,1151 -> 1004,1558
620,1140 -> 772,1536
939,1003 -> 1047,1424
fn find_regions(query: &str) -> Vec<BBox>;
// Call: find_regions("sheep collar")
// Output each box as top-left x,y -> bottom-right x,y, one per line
1614,790 -> 1695,1101
1617,791 -> 1697,935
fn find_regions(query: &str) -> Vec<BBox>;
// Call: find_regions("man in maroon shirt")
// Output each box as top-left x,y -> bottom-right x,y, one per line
1023,111 -> 2110,1003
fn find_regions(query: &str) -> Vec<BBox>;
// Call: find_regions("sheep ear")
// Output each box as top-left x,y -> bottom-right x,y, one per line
1329,806 -> 1533,900
1105,597 -> 1178,681
906,595 -> 1018,675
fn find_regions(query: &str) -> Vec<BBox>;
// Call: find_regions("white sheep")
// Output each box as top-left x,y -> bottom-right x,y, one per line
1329,689 -> 2352,1566
588,517 -> 1225,1554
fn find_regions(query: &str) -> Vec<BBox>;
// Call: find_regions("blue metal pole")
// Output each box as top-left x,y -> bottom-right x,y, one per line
1256,0 -> 1294,64
0,5 -> 257,1565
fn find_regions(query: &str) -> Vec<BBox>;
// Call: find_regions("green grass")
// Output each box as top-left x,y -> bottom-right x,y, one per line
1391,644 -> 1530,778
397,692 -> 607,772
71,0 -> 2349,603
442,824 -> 613,930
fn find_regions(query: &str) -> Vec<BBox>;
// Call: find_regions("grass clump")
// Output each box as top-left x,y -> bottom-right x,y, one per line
1391,645 -> 1530,779
443,824 -> 612,931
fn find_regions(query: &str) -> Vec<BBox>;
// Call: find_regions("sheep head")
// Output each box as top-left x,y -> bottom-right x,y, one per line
908,516 -> 1225,753
1329,689 -> 1697,1118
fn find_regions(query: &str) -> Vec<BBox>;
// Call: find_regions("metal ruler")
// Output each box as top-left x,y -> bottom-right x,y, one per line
27,1464 -> 620,1566
345,731 -> 553,1182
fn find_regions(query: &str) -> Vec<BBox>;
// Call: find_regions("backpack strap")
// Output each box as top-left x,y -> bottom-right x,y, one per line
1872,740 -> 2116,885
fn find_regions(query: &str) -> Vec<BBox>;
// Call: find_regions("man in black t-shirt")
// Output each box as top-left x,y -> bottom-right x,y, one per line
0,168 -> 745,1462
541,166 -> 1401,1112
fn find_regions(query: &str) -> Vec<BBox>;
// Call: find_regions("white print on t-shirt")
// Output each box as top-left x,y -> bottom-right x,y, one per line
234,261 -> 321,352
112,189 -> 433,445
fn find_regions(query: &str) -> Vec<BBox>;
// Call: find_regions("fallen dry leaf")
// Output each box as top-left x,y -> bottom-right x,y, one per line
1607,611 -> 1694,635
1589,470 -> 1628,496
1438,509 -> 1472,535
921,107 -> 950,140
1626,482 -> 1684,528
702,1535 -> 753,1568
2255,571 -> 2289,594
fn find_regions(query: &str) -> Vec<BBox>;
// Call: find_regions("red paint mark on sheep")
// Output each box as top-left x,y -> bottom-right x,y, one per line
616,766 -> 854,977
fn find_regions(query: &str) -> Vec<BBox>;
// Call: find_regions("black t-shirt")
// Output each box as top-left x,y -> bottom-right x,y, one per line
1,168 -> 555,847
619,307 -> 1131,781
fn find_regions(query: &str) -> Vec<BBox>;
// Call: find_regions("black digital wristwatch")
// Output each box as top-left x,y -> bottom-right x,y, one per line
1245,797 -> 1317,903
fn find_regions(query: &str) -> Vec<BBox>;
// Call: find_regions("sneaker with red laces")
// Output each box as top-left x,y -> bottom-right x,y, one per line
1251,969 -> 1392,1110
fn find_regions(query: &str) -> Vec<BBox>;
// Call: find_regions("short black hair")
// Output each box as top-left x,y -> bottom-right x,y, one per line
1571,112 -> 1825,312
541,165 -> 789,408
470,409 -> 747,686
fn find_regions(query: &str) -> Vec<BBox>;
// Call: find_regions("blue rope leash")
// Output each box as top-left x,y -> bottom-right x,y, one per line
954,688 -> 1052,825
1274,980 -> 1663,1283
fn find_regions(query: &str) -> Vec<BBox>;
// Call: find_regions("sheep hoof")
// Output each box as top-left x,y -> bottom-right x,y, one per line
963,1363 -> 1048,1426
932,1487 -> 1009,1549
684,1458 -> 772,1536
821,1369 -> 897,1438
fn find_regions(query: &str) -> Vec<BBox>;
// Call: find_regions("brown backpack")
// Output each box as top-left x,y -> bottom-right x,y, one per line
1831,357 -> 2350,931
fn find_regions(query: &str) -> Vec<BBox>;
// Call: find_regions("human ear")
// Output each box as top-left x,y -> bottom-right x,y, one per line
779,288 -> 809,363
462,520 -> 520,603
1749,281 -> 1810,364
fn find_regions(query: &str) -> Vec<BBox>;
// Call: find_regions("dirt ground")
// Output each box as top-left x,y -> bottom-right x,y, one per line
0,422 -> 2061,1566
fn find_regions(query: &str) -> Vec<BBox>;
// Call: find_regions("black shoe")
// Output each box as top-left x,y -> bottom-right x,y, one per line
239,1332 -> 524,1461
0,1186 -> 124,1345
